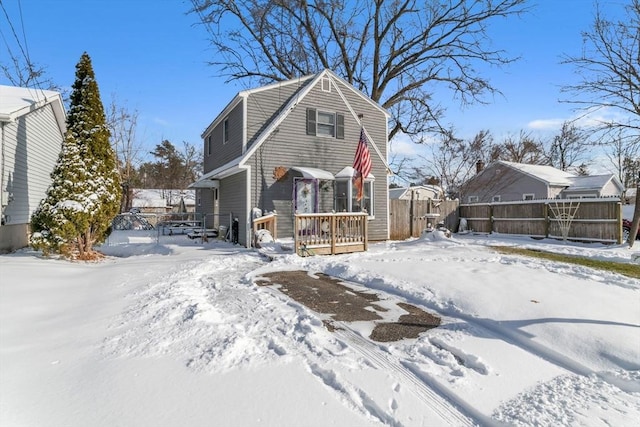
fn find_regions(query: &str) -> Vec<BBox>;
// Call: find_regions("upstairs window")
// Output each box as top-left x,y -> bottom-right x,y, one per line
306,108 -> 344,139
223,118 -> 229,144
207,135 -> 212,156
317,111 -> 335,136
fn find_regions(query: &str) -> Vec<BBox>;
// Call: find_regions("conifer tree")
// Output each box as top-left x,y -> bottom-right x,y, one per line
31,52 -> 121,258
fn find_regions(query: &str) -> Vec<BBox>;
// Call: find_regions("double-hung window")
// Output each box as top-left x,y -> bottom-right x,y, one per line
306,108 -> 344,139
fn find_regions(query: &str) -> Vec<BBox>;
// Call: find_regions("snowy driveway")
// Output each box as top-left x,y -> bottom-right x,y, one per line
1,234 -> 639,426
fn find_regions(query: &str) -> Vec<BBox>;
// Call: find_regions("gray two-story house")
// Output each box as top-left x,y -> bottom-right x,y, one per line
191,69 -> 390,247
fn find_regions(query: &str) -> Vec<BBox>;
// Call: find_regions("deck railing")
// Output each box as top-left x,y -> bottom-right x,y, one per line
294,212 -> 368,256
252,212 -> 278,246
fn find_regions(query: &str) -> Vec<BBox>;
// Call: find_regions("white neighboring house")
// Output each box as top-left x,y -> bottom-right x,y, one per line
0,86 -> 66,253
389,185 -> 443,201
131,189 -> 196,213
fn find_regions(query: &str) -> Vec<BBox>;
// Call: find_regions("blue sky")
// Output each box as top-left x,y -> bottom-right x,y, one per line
0,0 -> 628,164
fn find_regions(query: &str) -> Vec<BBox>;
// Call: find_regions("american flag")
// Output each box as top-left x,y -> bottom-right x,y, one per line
353,128 -> 372,201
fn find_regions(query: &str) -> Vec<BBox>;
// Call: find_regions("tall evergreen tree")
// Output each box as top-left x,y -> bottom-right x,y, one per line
31,52 -> 121,258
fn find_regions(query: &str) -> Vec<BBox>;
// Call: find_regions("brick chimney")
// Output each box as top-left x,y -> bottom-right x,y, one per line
476,159 -> 485,173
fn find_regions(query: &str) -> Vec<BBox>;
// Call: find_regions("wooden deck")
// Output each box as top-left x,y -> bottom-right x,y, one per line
294,212 -> 368,256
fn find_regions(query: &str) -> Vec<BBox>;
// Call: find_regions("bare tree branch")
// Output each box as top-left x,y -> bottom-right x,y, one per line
189,0 -> 528,141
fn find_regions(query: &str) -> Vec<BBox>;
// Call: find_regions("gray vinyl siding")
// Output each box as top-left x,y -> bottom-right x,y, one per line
197,187 -> 214,227
462,166 -> 549,203
245,80 -> 309,150
245,78 -> 389,241
219,171 -> 248,246
1,104 -> 63,225
203,102 -> 244,172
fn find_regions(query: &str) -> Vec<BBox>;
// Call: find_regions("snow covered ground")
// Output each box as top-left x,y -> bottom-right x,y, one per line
1,230 -> 639,426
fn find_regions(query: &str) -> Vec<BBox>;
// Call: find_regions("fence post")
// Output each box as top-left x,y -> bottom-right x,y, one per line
543,203 -> 549,238
617,201 -> 623,244
409,192 -> 415,237
489,204 -> 494,233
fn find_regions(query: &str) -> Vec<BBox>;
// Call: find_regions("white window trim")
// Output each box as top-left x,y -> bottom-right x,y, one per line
321,77 -> 331,92
492,195 -> 501,202
316,110 -> 336,138
335,178 -> 375,218
523,193 -> 534,201
468,195 -> 479,203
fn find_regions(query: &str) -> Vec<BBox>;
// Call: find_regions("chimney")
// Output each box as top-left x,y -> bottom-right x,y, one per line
476,159 -> 485,173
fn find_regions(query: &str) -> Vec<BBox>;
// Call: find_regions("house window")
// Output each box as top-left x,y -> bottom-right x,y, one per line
317,111 -> 335,136
468,196 -> 479,203
207,135 -> 212,156
335,179 -> 374,216
523,193 -> 534,201
223,118 -> 229,144
492,195 -> 501,202
306,108 -> 345,139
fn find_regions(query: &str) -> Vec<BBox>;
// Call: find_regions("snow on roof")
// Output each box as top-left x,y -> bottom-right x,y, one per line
131,189 -> 195,208
500,161 -> 575,185
566,174 -> 615,191
0,85 -> 66,133
389,185 -> 443,199
0,85 -> 61,118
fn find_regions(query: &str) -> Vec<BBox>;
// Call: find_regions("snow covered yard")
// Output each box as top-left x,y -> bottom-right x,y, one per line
1,232 -> 639,426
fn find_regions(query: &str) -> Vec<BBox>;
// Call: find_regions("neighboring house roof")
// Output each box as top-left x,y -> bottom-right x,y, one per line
192,69 -> 390,188
497,161 -> 575,186
131,189 -> 195,208
565,174 -> 622,192
389,188 -> 406,199
0,85 -> 66,134
389,185 -> 443,199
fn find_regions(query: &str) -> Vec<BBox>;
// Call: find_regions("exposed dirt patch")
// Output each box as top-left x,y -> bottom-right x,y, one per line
255,270 -> 440,342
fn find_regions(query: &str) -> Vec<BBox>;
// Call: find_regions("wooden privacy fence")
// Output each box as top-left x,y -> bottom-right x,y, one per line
294,212 -> 368,256
389,199 -> 459,240
459,198 -> 623,243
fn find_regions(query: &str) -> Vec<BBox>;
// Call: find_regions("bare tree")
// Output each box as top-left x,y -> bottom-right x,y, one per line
409,130 -> 497,197
561,0 -> 639,141
605,129 -> 640,186
561,0 -> 639,245
496,130 -> 545,164
190,0 -> 528,142
547,121 -> 588,172
106,97 -> 143,212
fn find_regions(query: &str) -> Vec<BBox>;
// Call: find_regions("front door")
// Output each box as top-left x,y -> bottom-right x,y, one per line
294,179 -> 317,213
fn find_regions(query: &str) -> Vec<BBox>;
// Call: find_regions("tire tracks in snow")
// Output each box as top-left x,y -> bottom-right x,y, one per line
334,322 -> 503,427
332,271 -> 638,395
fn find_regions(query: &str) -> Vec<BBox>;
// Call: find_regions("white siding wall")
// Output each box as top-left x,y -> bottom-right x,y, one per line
2,104 -> 63,225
